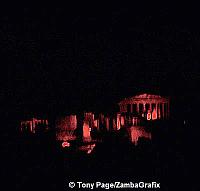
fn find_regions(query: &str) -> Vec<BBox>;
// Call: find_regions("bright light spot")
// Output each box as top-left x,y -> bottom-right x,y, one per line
62,141 -> 70,148
147,113 -> 151,120
87,149 -> 92,154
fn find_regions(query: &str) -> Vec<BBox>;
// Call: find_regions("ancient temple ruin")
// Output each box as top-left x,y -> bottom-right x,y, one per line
118,93 -> 170,120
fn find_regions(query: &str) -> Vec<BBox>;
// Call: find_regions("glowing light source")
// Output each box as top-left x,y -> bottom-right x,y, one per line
62,141 -> 70,148
152,108 -> 157,120
147,113 -> 151,120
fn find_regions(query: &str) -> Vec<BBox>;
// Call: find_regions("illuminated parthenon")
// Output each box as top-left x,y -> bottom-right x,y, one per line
118,93 -> 170,120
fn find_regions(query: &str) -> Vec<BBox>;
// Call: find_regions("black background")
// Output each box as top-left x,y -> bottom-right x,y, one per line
1,3 -> 199,129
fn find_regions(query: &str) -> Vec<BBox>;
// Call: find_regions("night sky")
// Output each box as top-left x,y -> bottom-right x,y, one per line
1,3 -> 200,121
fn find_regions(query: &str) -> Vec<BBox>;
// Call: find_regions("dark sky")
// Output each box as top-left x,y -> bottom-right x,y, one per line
1,3 -> 200,118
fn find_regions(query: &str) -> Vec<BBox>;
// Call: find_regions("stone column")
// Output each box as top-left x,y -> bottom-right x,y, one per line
162,103 -> 165,119
32,119 -> 36,133
157,103 -> 161,119
83,121 -> 91,142
156,103 -> 158,119
117,114 -> 121,130
105,117 -> 109,131
137,103 -> 140,113
143,103 -> 146,112
149,103 -> 152,112
132,117 -> 135,126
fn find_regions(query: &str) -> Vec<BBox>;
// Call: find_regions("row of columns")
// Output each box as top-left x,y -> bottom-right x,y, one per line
21,119 -> 48,133
121,102 -> 170,119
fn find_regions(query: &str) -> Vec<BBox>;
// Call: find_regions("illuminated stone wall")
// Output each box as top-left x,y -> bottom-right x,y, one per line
56,115 -> 77,141
83,121 -> 91,142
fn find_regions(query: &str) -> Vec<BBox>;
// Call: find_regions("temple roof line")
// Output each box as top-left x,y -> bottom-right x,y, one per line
134,93 -> 162,99
118,93 -> 169,105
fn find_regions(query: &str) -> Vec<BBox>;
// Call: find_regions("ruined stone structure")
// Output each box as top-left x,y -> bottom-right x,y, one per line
20,118 -> 48,133
84,112 -> 94,129
56,115 -> 77,141
118,93 -> 170,120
